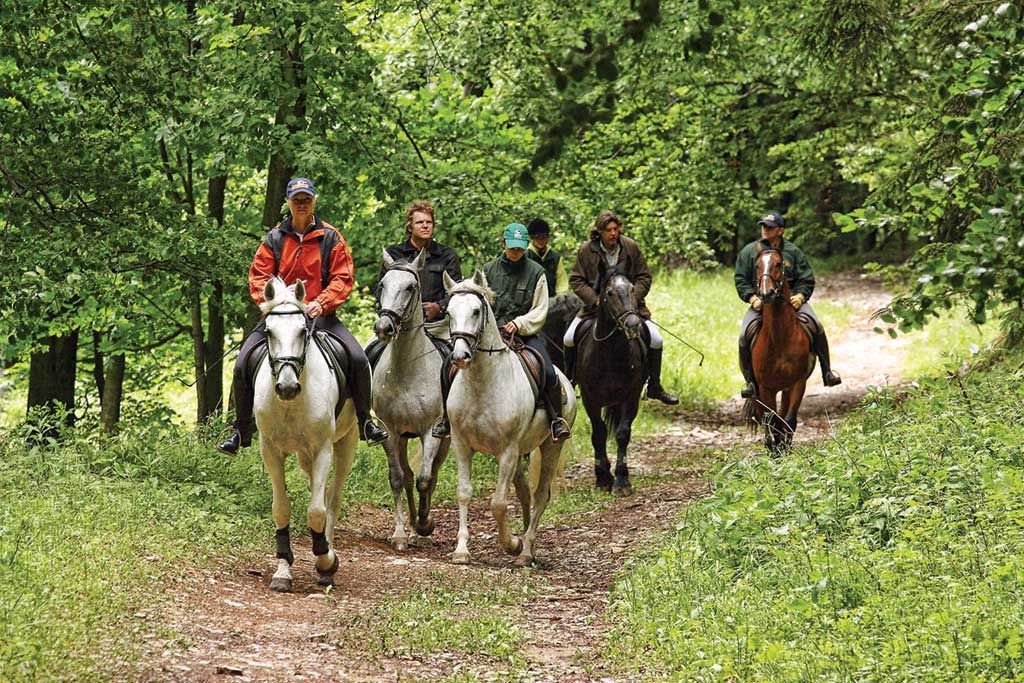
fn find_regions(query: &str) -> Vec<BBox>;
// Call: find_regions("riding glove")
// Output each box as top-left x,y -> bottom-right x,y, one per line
749,295 -> 763,312
790,293 -> 805,309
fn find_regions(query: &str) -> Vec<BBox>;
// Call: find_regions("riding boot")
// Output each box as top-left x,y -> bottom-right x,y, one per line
813,327 -> 842,387
350,354 -> 389,445
364,338 -> 385,371
564,346 -> 577,385
217,365 -> 255,455
645,348 -> 679,405
544,381 -> 571,442
430,357 -> 454,438
739,341 -> 757,399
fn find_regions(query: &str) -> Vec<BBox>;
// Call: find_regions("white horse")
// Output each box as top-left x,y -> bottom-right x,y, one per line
255,277 -> 358,592
442,271 -> 577,566
372,248 -> 451,551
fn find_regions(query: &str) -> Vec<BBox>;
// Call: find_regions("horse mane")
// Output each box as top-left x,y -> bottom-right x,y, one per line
447,276 -> 496,305
259,276 -> 304,315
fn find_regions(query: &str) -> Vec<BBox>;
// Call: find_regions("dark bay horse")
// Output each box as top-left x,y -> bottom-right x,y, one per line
744,246 -> 815,451
575,269 -> 647,495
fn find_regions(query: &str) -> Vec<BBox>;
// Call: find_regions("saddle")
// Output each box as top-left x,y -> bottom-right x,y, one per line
244,332 -> 350,418
500,330 -> 547,406
744,313 -> 817,348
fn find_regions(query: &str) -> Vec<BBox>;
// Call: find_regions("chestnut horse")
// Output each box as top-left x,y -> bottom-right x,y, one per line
743,246 -> 815,451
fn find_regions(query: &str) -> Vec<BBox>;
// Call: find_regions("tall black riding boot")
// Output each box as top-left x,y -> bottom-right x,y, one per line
813,328 -> 842,387
217,362 -> 256,455
350,354 -> 389,445
564,345 -> 577,385
645,348 -> 679,405
739,341 -> 757,399
544,381 -> 571,442
430,357 -> 454,438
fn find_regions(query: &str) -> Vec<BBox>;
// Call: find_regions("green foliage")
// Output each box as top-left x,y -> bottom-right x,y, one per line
609,352 -> 1024,680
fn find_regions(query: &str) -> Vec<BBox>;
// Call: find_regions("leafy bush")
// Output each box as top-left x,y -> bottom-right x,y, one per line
610,352 -> 1024,680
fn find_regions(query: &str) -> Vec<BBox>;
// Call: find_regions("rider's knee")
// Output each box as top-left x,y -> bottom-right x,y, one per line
563,317 -> 581,347
645,320 -> 663,349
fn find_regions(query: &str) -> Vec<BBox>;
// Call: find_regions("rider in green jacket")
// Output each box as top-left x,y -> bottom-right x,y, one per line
735,212 -> 842,398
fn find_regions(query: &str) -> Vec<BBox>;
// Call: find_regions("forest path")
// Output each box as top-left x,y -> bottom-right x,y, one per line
140,273 -> 905,682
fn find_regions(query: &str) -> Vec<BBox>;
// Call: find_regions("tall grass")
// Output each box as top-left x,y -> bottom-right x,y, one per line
608,351 -> 1024,680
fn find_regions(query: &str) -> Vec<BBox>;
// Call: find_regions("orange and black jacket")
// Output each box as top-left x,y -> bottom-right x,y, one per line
248,216 -> 355,317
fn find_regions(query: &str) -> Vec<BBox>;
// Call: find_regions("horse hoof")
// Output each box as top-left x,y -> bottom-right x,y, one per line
316,552 -> 340,579
612,484 -> 633,497
514,553 -> 534,568
505,536 -> 524,556
450,551 -> 471,565
270,577 -> 292,593
392,538 -> 408,552
415,518 -> 435,536
595,481 -> 612,493
316,574 -> 335,587
412,534 -> 433,548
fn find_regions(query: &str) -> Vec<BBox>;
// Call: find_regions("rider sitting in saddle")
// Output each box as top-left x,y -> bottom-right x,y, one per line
431,223 -> 572,442
216,177 -> 389,455
526,218 -> 570,298
366,200 -> 462,367
735,211 -> 842,398
563,210 -> 679,405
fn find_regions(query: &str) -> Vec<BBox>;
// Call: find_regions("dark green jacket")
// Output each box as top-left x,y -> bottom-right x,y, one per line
483,255 -> 546,329
734,238 -> 815,303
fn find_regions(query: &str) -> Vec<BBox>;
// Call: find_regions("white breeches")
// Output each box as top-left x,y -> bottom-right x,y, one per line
563,317 -> 663,349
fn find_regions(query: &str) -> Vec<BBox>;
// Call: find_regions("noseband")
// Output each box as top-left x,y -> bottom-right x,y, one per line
377,263 -> 421,334
265,305 -> 314,379
447,290 -> 506,354
757,249 -> 785,299
594,276 -> 639,342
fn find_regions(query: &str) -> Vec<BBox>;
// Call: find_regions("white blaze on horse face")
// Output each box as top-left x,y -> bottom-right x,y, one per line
758,252 -> 776,297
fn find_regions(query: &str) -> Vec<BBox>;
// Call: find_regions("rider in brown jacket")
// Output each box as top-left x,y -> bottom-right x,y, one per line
563,210 -> 678,405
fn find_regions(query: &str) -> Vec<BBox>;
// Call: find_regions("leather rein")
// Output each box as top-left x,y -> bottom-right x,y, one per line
265,304 -> 314,379
447,290 -> 507,354
376,262 -> 422,335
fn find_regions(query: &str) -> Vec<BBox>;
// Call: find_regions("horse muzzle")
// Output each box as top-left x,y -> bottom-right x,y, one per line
374,316 -> 397,342
623,314 -> 642,339
451,339 -> 473,369
275,381 -> 302,400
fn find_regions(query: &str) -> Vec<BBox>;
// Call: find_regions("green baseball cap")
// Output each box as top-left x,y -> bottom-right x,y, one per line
502,223 -> 529,249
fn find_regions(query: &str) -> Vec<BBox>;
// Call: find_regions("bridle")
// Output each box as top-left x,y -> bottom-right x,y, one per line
757,248 -> 785,302
447,290 -> 507,354
376,262 -> 421,335
593,274 -> 639,342
265,304 -> 314,379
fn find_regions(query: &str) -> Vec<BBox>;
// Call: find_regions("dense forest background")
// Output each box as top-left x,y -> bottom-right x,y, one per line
2,0 -> 1022,433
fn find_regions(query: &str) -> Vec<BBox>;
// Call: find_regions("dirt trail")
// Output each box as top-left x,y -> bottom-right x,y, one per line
140,273 -> 907,682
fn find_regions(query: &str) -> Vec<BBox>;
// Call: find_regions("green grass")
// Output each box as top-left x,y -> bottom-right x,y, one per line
607,349 -> 1024,681
899,305 -> 999,378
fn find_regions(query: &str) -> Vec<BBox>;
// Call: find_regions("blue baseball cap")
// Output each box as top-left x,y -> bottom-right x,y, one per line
502,223 -> 529,249
286,177 -> 317,199
757,212 -> 785,229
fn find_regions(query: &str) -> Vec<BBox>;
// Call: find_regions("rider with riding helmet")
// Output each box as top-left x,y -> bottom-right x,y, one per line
526,218 -> 570,297
216,177 -> 388,455
431,223 -> 572,442
563,210 -> 679,405
735,211 -> 842,398
366,200 -> 462,367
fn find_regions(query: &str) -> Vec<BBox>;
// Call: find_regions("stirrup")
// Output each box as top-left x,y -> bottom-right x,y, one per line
550,418 -> 571,442
740,382 -> 757,399
430,416 -> 450,439
360,418 -> 389,445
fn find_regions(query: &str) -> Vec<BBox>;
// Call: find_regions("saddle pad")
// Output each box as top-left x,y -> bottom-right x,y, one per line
312,331 -> 350,418
515,345 -> 546,406
744,316 -> 815,348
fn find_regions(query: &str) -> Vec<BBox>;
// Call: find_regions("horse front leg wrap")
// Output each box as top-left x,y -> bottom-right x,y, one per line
310,527 -> 330,556
275,526 -> 294,565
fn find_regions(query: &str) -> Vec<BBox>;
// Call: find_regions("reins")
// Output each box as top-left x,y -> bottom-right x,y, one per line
447,290 -> 507,354
265,304 -> 314,379
376,262 -> 422,335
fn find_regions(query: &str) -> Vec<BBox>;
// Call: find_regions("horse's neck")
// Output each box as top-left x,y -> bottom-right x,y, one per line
596,304 -> 618,337
391,301 -> 429,357
463,309 -> 518,389
761,284 -> 797,342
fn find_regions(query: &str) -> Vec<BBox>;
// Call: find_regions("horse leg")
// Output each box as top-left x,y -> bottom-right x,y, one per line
584,398 -> 611,492
512,453 -> 532,534
450,437 -> 474,564
612,400 -> 639,497
384,433 -> 411,551
307,444 -> 339,585
492,448 -> 524,557
782,379 -> 807,451
261,446 -> 293,593
413,434 -> 449,540
517,440 -> 561,567
323,415 -> 358,578
759,387 -> 779,453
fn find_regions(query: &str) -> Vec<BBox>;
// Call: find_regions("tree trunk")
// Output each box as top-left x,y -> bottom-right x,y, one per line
204,174 -> 227,419
100,353 -> 125,435
27,331 -> 79,431
261,22 -> 306,229
191,285 -> 208,423
92,330 -> 105,403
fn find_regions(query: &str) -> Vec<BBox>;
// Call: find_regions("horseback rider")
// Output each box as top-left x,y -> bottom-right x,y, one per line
431,223 -> 572,442
216,178 -> 389,455
366,200 -> 462,367
735,211 -> 842,398
563,210 -> 679,405
526,218 -> 570,297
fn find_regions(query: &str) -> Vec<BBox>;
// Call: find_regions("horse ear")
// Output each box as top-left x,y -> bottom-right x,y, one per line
264,279 -> 277,302
443,271 -> 457,292
473,270 -> 488,288
382,248 -> 395,268
294,279 -> 305,303
413,248 -> 427,270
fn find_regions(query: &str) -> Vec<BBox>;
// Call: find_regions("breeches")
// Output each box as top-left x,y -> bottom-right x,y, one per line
563,316 -> 663,349
738,303 -> 821,348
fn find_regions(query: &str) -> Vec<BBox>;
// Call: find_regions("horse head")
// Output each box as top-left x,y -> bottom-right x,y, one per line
375,247 -> 426,342
261,277 -> 311,401
443,270 -> 495,369
599,269 -> 643,340
755,245 -> 787,304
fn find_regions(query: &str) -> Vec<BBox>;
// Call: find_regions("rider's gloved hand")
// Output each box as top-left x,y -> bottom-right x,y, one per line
306,300 -> 324,318
789,293 -> 805,310
749,295 -> 763,312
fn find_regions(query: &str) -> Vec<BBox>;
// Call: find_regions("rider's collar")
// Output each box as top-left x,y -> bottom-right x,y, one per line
499,254 -> 527,270
280,215 -> 323,238
758,236 -> 785,250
